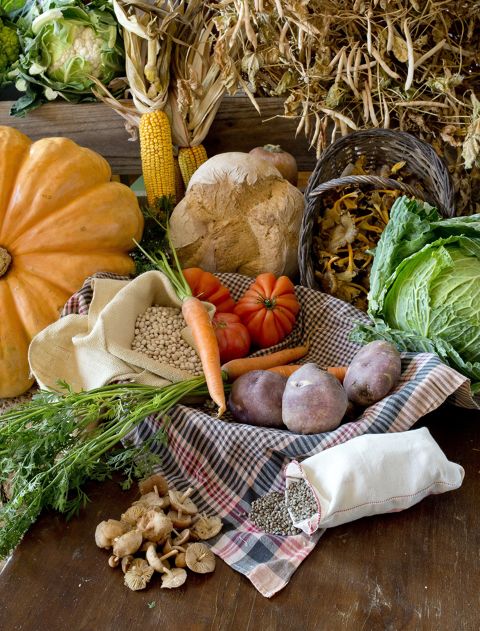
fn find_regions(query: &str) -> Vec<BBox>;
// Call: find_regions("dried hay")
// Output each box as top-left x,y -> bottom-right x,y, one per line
94,0 -> 479,213
212,0 -> 480,213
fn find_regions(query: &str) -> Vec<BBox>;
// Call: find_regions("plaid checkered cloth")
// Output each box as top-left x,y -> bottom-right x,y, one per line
62,272 -> 475,597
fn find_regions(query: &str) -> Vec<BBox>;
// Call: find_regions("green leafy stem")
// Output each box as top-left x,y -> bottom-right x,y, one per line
0,376 -> 210,559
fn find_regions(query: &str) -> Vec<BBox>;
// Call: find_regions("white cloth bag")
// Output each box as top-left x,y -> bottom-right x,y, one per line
285,427 -> 464,534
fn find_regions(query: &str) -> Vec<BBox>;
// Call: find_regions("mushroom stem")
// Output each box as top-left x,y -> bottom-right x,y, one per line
146,544 -> 179,573
159,550 -> 179,562
179,487 -> 194,503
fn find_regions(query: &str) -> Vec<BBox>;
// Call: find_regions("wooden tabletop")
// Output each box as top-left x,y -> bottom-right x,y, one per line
1,405 -> 479,631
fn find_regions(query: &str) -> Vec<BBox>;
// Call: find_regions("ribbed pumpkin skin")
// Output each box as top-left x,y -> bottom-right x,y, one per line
0,126 -> 144,398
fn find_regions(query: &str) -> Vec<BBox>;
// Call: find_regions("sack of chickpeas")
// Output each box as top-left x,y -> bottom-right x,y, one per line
29,271 -> 214,392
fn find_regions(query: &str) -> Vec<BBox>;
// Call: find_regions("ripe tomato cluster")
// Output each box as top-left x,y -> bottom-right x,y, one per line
183,268 -> 300,363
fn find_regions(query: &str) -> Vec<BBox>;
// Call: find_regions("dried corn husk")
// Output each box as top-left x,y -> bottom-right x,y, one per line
166,6 -> 242,147
94,0 -> 244,152
91,0 -> 180,134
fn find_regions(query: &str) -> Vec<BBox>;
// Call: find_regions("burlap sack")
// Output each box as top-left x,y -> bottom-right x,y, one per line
28,270 -> 213,392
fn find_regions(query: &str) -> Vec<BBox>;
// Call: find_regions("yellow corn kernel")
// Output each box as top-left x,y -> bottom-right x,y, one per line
139,111 -> 176,209
178,144 -> 208,187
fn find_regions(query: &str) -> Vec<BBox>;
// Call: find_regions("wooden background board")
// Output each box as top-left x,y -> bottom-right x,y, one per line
0,96 -> 316,174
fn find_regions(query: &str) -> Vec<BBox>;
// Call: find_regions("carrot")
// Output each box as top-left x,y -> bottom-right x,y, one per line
267,364 -> 302,377
134,214 -> 226,416
267,364 -> 348,382
182,296 -> 226,415
326,365 -> 348,383
221,345 -> 309,381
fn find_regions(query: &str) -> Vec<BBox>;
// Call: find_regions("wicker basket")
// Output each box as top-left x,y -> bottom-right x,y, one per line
299,129 -> 455,289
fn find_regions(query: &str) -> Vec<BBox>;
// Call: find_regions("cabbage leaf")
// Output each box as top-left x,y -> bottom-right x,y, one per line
353,196 -> 480,393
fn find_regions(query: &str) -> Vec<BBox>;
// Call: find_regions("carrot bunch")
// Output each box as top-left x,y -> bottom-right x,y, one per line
221,346 -> 309,381
267,364 -> 348,382
221,347 -> 348,383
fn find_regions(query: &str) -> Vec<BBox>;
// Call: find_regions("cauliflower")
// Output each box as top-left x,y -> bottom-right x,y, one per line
10,1 -> 124,115
48,26 -> 104,79
0,17 -> 20,82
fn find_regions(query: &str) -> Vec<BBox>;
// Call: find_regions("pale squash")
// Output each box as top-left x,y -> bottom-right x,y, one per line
0,126 -> 144,398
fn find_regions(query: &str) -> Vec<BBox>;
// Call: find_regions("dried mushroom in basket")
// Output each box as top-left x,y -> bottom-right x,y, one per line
312,159 -> 422,310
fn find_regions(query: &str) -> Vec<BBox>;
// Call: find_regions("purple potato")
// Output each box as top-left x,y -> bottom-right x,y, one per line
343,340 -> 402,406
228,370 -> 287,427
282,363 -> 348,434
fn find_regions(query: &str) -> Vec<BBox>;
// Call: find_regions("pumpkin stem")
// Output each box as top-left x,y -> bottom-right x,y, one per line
0,247 -> 11,277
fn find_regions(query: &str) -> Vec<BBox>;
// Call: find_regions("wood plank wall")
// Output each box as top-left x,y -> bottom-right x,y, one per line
0,96 -> 317,174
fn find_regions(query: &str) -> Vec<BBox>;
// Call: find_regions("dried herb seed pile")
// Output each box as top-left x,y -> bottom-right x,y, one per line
249,491 -> 301,536
285,480 -> 318,523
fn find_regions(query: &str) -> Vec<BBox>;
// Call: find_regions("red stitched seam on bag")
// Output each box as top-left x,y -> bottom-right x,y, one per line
328,480 -> 460,516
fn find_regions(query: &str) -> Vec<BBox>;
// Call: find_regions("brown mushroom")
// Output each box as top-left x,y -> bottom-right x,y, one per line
94,519 -> 128,549
145,543 -> 179,573
161,568 -> 187,589
190,515 -> 223,540
175,551 -> 187,568
133,491 -> 170,511
168,488 -> 198,516
112,530 -> 143,558
172,528 -> 191,546
124,558 -> 154,591
167,510 -> 192,530
121,505 -> 147,527
185,543 -> 216,574
138,473 -> 169,496
121,555 -> 134,574
137,510 -> 173,543
108,555 -> 120,568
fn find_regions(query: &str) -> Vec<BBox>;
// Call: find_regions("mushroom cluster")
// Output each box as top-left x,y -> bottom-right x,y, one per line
94,473 -> 223,591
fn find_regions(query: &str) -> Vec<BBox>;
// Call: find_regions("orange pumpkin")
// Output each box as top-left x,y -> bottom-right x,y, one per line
0,126 -> 144,398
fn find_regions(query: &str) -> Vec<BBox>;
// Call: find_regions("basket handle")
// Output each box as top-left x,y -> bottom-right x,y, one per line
308,174 -> 427,203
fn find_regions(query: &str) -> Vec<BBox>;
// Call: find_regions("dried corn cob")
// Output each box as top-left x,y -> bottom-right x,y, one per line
178,145 -> 208,187
139,111 -> 176,209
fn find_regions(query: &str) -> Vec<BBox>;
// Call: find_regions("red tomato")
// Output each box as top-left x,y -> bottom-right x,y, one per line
213,312 -> 251,363
234,273 -> 300,348
183,267 -> 236,313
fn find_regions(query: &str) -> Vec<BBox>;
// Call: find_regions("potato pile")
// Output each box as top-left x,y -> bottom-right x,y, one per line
228,341 -> 402,434
94,474 -> 222,590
